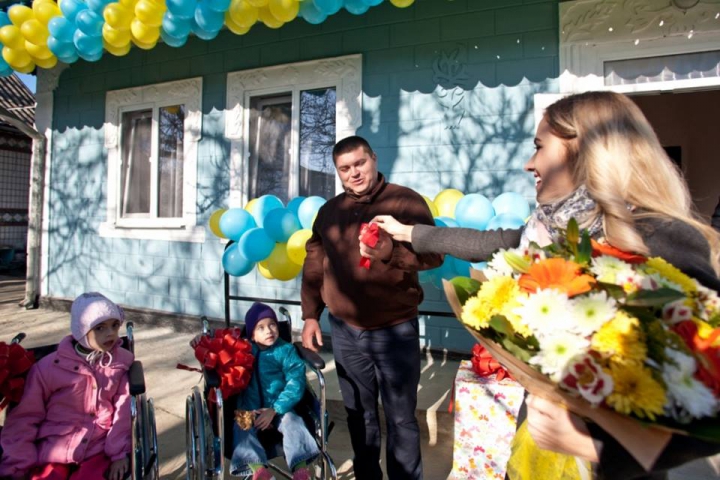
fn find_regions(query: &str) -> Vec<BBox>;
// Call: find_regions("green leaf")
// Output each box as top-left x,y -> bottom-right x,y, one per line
625,288 -> 685,307
489,315 -> 515,336
450,276 -> 481,305
576,230 -> 592,265
501,338 -> 532,363
597,282 -> 626,300
503,251 -> 531,273
567,218 -> 580,245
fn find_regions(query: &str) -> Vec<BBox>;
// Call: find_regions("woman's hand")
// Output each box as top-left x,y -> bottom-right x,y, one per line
254,408 -> 276,430
525,394 -> 600,462
107,457 -> 129,480
372,215 -> 413,243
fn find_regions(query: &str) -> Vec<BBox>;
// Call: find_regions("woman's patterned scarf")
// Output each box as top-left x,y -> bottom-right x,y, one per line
521,185 -> 603,247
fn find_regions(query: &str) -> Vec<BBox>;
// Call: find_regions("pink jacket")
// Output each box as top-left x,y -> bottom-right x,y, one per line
0,335 -> 134,476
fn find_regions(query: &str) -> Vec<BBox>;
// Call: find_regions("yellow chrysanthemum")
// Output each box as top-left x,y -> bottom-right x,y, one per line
645,257 -> 696,293
461,277 -> 530,336
606,361 -> 666,420
461,295 -> 493,330
591,311 -> 647,363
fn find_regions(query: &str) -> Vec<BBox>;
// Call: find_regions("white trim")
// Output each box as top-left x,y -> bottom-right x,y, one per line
559,0 -> 720,94
101,77 -> 205,242
225,54 -> 362,208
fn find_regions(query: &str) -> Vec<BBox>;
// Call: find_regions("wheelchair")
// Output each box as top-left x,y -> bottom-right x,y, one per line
185,307 -> 337,479
3,323 -> 159,480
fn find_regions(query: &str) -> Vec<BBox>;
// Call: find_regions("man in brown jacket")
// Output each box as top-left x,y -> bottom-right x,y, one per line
301,136 -> 442,480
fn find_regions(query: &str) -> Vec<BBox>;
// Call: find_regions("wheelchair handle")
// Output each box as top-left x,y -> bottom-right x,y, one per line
279,307 -> 291,323
201,316 -> 210,337
11,333 -> 25,344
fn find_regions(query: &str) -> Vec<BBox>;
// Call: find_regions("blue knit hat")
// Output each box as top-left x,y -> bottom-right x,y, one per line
244,302 -> 277,339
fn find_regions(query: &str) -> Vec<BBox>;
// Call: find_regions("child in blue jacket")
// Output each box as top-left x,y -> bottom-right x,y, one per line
230,302 -> 320,480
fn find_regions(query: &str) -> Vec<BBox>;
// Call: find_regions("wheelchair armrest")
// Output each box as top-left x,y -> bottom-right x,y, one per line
204,368 -> 221,389
293,342 -> 325,370
129,361 -> 145,395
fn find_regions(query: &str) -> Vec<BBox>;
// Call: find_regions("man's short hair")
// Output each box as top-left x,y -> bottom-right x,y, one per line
332,136 -> 374,162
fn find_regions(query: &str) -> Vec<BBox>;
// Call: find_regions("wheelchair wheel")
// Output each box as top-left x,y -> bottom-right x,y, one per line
147,398 -> 160,479
132,393 -> 159,480
186,387 -> 215,479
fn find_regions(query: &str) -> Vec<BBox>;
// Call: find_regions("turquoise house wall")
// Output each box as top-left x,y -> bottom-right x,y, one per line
47,0 -> 559,353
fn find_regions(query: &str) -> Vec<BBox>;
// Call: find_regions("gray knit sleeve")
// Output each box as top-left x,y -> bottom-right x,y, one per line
411,224 -> 522,262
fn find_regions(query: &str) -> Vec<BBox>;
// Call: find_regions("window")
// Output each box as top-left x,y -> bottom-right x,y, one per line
102,78 -> 203,242
225,55 -> 361,208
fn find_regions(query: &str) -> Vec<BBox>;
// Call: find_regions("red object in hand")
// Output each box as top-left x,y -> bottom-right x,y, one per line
471,344 -> 512,381
359,222 -> 380,269
0,341 -> 35,410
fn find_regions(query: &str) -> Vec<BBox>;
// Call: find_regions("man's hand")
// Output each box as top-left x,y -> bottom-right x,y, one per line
301,319 -> 323,352
254,408 -> 276,430
358,228 -> 393,262
107,457 -> 129,480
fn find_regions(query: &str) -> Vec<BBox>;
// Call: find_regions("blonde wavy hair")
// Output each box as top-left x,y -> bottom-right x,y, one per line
544,91 -> 720,274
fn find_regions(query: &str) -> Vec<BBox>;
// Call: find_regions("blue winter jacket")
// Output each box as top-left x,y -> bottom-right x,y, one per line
239,339 -> 306,415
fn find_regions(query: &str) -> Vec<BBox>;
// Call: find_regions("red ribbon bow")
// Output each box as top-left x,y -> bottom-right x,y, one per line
178,328 -> 254,403
471,344 -> 512,381
359,222 -> 380,270
0,342 -> 35,410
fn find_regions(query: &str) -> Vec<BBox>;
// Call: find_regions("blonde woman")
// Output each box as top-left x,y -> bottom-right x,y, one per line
367,92 -> 720,479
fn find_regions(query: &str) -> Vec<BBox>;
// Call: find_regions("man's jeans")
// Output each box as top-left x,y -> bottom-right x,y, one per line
230,411 -> 319,476
329,314 -> 423,480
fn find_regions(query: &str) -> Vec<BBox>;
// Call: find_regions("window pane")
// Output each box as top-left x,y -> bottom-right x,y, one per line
248,95 -> 292,203
120,109 -> 152,217
300,88 -> 336,199
604,50 -> 720,86
158,105 -> 185,218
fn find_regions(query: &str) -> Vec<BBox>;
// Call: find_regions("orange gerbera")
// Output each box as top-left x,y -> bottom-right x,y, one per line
518,257 -> 596,297
673,320 -> 720,396
591,240 -> 647,264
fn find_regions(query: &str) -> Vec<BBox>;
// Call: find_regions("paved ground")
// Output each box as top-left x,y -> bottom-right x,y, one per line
1,275 -> 719,479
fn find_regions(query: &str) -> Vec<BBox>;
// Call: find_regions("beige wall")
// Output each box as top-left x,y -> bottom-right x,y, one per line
632,91 -> 720,220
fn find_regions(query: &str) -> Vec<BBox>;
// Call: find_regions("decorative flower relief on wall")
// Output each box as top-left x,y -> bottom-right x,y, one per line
433,48 -> 469,131
561,0 -> 720,44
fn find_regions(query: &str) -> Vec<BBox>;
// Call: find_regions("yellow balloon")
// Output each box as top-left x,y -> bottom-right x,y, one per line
209,209 -> 227,238
8,5 -> 34,27
14,61 -> 36,73
258,6 -> 283,28
25,40 -> 53,60
0,25 -> 26,49
135,0 -> 165,27
268,0 -> 298,23
422,195 -> 439,217
104,40 -> 132,56
103,24 -> 132,47
119,0 -> 140,9
244,198 -> 257,214
433,188 -> 464,218
33,1 -> 62,25
21,19 -> 50,46
2,46 -> 33,69
225,13 -> 252,35
265,243 -> 302,281
34,55 -> 57,69
246,0 -> 268,6
104,3 -> 134,31
131,37 -> 157,49
130,18 -> 160,44
257,260 -> 275,280
287,228 -> 312,265
389,0 -> 414,6
228,0 -> 258,28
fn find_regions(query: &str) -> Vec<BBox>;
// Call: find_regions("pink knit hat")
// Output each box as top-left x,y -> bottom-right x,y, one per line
70,292 -> 124,349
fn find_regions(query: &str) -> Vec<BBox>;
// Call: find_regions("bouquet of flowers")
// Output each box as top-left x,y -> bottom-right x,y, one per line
444,219 -> 720,466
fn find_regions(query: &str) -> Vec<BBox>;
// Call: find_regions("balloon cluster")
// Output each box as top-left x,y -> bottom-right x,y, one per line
420,189 -> 531,288
0,0 -> 416,76
209,194 -> 326,281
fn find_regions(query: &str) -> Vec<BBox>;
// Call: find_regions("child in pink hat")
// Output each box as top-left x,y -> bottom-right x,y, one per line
0,292 -> 134,480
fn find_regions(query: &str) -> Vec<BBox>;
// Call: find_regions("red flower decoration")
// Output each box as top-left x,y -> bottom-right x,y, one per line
471,344 -> 513,381
192,328 -> 254,402
673,320 -> 720,396
591,239 -> 647,264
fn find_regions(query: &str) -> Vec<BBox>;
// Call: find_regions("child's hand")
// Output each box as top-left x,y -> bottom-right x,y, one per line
254,408 -> 276,430
107,457 -> 129,480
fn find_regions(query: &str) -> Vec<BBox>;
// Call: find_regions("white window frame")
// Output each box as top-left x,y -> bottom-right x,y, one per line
225,54 -> 362,208
101,77 -> 204,242
559,0 -> 720,95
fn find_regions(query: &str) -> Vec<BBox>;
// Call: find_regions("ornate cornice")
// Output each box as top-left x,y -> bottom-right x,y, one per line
36,64 -> 69,95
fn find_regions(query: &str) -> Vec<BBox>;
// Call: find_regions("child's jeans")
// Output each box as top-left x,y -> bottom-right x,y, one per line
230,411 -> 320,476
29,453 -> 111,480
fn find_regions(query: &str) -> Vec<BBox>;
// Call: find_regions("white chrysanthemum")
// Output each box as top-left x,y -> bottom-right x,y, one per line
484,249 -> 516,279
570,291 -> 617,336
513,289 -> 575,335
645,273 -> 683,293
663,349 -> 717,420
530,332 -> 590,382
695,282 -> 720,320
590,255 -> 635,284
662,299 -> 693,324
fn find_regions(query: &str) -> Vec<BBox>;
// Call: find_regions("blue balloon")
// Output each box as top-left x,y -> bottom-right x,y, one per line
437,255 -> 459,281
287,196 -> 305,217
313,0 -> 342,15
0,56 -> 11,77
60,0 -> 89,24
86,0 -> 111,12
163,11 -> 192,39
219,208 -> 256,242
58,51 -> 80,64
471,261 -> 487,271
194,3 -> 224,32
453,256 -> 471,277
238,227 -> 275,262
78,48 -> 103,62
161,30 -> 188,47
222,243 -> 255,277
492,192 -> 531,220
299,0 -> 326,24
192,24 -> 219,40
455,193 -> 495,231
0,12 -> 11,27
167,0 -> 196,19
264,208 -> 301,243
362,0 -> 383,5
76,9 -> 104,37
486,214 -> 526,231
251,195 -> 285,228
47,36 -> 76,58
74,29 -> 103,57
48,17 -> 77,43
205,0 -> 231,13
434,216 -> 458,228
298,196 -> 326,229
345,0 -> 369,15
